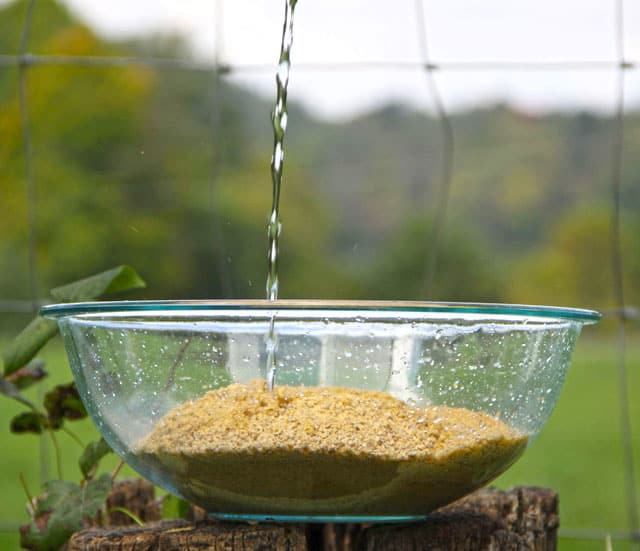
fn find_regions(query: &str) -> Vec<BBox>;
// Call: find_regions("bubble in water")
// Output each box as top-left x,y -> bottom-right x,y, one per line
277,61 -> 290,87
272,143 -> 284,172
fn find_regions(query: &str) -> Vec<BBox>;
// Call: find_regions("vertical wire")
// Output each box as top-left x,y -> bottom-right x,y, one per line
18,0 -> 49,486
610,0 -> 639,541
414,0 -> 455,299
209,0 -> 234,297
18,0 -> 38,311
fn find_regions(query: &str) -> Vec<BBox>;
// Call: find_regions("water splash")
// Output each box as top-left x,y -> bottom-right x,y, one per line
266,0 -> 298,390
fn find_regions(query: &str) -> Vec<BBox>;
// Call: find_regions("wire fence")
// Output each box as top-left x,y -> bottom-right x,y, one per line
1,0 -> 639,546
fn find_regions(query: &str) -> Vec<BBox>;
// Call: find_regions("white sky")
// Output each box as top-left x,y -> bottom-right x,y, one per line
24,1 -> 640,118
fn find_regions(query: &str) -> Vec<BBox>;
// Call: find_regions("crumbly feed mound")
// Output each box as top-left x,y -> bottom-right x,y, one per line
137,380 -> 527,516
141,380 -> 520,460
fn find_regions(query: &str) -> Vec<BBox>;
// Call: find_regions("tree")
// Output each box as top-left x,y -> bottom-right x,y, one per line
507,205 -> 639,309
363,217 -> 504,302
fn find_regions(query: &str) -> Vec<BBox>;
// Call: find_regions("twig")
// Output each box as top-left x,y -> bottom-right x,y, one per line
61,426 -> 85,448
0,377 -> 38,411
19,472 -> 35,514
48,430 -> 63,480
163,338 -> 192,391
111,459 -> 125,483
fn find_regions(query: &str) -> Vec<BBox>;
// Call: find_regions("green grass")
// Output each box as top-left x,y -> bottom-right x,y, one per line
1,332 -> 638,549
496,332 -> 640,549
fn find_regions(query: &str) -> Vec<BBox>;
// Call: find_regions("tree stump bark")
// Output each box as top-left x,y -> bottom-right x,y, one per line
69,486 -> 558,551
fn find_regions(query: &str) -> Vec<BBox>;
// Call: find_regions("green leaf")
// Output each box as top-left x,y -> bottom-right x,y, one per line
81,473 -> 113,515
22,474 -> 112,551
6,359 -> 47,390
79,438 -> 113,479
44,383 -> 87,425
2,317 -> 58,377
162,494 -> 191,519
20,516 -> 74,551
2,266 -> 144,378
108,506 -> 144,526
50,265 -> 146,302
34,480 -> 80,517
22,480 -> 79,549
10,412 -> 46,434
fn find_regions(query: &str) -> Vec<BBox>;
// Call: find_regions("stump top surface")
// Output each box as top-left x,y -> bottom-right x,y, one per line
69,486 -> 558,551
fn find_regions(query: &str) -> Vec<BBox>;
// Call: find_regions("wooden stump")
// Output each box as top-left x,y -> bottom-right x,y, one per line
69,486 -> 558,551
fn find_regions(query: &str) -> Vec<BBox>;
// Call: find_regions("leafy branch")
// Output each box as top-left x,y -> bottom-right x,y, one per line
0,266 -> 146,551
20,474 -> 113,551
2,265 -> 145,378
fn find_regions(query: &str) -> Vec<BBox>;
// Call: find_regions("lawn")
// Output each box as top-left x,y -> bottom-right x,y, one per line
0,328 -> 638,549
496,331 -> 640,550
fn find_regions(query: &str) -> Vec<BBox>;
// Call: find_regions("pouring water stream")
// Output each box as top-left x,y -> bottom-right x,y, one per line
265,0 -> 298,390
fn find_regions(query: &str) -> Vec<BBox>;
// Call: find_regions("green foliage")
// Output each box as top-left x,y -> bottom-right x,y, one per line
79,438 -> 113,480
2,1 -> 639,308
2,318 -> 58,377
507,205 -> 640,309
214,157 -> 358,299
0,265 -> 145,549
44,383 -> 87,424
2,265 -> 145,431
0,265 -> 145,412
2,265 -> 145,378
6,360 -> 47,390
50,265 -> 146,302
9,382 -> 87,436
10,411 -> 46,434
365,216 -> 503,301
20,474 -> 112,551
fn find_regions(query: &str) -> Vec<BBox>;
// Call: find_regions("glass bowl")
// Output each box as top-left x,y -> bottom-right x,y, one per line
41,300 -> 599,523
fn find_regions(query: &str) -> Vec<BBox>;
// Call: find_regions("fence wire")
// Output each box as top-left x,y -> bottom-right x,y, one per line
610,0 -> 639,543
1,0 -> 639,544
16,0 -> 38,315
414,0 -> 454,300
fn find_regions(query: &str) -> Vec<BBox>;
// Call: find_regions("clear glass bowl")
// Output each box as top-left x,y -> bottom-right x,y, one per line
41,300 -> 599,523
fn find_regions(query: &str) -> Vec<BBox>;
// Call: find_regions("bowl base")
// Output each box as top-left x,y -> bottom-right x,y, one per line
209,513 -> 428,524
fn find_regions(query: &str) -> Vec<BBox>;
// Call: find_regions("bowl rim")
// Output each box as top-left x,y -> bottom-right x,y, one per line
39,299 -> 601,323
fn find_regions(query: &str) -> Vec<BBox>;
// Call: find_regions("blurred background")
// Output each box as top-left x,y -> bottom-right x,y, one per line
0,0 -> 639,549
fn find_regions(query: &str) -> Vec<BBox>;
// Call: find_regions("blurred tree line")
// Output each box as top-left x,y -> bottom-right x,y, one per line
1,0 -> 639,314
